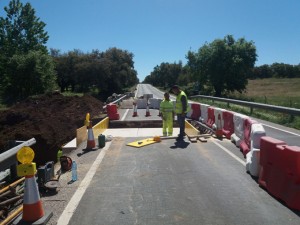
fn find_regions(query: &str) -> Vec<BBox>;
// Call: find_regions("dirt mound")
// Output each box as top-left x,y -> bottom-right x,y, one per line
0,92 -> 105,166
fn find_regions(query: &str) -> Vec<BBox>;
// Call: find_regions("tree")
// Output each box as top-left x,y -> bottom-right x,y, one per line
0,0 -> 48,56
187,35 -> 257,96
0,0 -> 52,102
51,48 -> 139,98
143,62 -> 184,88
5,50 -> 57,101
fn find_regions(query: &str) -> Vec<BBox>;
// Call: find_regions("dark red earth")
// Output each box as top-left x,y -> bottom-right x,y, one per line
0,92 -> 105,166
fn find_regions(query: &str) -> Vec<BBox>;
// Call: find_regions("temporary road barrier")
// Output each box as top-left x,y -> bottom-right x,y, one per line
222,110 -> 234,139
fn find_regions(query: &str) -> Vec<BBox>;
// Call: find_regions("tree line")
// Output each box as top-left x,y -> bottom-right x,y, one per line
0,0 -> 138,104
1,0 -> 299,104
144,36 -> 300,97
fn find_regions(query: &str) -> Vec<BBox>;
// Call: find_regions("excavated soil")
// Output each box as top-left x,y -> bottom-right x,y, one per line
0,92 -> 105,166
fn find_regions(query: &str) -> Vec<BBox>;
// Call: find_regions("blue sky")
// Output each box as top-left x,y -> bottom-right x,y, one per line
1,0 -> 300,81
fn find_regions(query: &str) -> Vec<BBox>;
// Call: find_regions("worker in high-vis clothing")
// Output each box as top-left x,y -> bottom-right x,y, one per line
160,92 -> 174,136
170,85 -> 190,141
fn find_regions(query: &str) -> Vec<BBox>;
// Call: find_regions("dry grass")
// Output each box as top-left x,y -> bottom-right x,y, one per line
246,78 -> 300,98
230,78 -> 300,109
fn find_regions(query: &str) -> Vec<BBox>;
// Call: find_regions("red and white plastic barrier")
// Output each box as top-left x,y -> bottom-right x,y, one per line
206,107 -> 215,128
245,123 -> 266,176
107,103 -> 120,120
200,104 -> 209,124
222,110 -> 235,139
240,118 -> 258,157
259,136 -> 300,210
190,103 -> 201,120
231,113 -> 249,147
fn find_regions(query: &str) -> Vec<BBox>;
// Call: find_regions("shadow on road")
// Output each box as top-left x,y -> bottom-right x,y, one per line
170,140 -> 190,149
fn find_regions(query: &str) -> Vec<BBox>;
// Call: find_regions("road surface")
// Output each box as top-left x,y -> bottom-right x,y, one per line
51,83 -> 300,225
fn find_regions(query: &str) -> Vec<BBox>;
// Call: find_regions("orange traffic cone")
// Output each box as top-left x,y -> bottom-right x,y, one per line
132,103 -> 138,117
87,122 -> 96,149
22,175 -> 44,222
145,103 -> 151,117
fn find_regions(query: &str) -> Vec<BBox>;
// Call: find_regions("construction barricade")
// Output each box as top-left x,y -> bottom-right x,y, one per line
222,110 -> 234,139
245,123 -> 266,177
213,108 -> 225,138
200,104 -> 209,124
240,118 -> 258,157
107,103 -> 120,120
149,98 -> 162,109
206,107 -> 215,128
231,113 -> 249,147
190,103 -> 201,120
136,99 -> 147,109
259,136 -> 300,210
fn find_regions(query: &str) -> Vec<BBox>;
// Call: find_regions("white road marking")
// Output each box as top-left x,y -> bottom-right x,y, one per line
212,139 -> 246,166
56,142 -> 111,225
262,123 -> 300,137
121,109 -> 129,121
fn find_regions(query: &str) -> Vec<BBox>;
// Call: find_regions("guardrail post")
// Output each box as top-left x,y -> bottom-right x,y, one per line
250,106 -> 253,115
289,115 -> 295,123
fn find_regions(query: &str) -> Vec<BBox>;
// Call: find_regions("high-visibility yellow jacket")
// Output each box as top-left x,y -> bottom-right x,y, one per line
160,100 -> 174,117
175,91 -> 190,114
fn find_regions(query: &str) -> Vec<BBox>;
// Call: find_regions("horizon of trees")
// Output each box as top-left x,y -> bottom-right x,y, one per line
1,0 -> 299,105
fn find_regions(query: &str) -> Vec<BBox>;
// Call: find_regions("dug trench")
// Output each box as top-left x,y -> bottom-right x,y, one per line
0,92 -> 105,166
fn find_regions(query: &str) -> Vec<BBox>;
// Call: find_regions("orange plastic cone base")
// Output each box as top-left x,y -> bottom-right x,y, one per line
87,139 -> 96,149
23,201 -> 44,222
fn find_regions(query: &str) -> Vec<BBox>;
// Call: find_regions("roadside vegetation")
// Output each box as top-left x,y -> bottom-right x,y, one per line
192,78 -> 300,130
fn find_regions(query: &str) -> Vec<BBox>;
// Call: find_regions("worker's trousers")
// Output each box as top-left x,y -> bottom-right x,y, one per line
162,116 -> 173,136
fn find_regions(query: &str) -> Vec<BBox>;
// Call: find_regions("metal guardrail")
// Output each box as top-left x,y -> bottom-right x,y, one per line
189,95 -> 300,116
0,138 -> 36,174
103,94 -> 128,109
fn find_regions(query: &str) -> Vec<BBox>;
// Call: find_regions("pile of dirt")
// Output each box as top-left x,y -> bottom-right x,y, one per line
0,92 -> 105,166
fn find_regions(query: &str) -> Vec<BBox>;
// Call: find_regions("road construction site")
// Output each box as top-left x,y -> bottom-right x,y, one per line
1,84 -> 300,225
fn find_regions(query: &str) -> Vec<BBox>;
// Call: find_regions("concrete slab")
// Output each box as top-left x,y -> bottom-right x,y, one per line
103,128 -> 180,137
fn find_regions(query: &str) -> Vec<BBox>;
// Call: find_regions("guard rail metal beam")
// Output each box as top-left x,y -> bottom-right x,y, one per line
0,138 -> 36,172
103,94 -> 127,109
190,95 -> 300,116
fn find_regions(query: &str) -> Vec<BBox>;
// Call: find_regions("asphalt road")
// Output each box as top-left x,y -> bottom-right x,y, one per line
49,83 -> 300,225
67,138 -> 300,225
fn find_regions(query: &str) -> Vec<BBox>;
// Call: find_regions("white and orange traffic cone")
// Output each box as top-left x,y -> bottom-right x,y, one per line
87,121 -> 96,149
22,175 -> 45,222
132,102 -> 138,117
13,146 -> 52,225
145,103 -> 151,117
